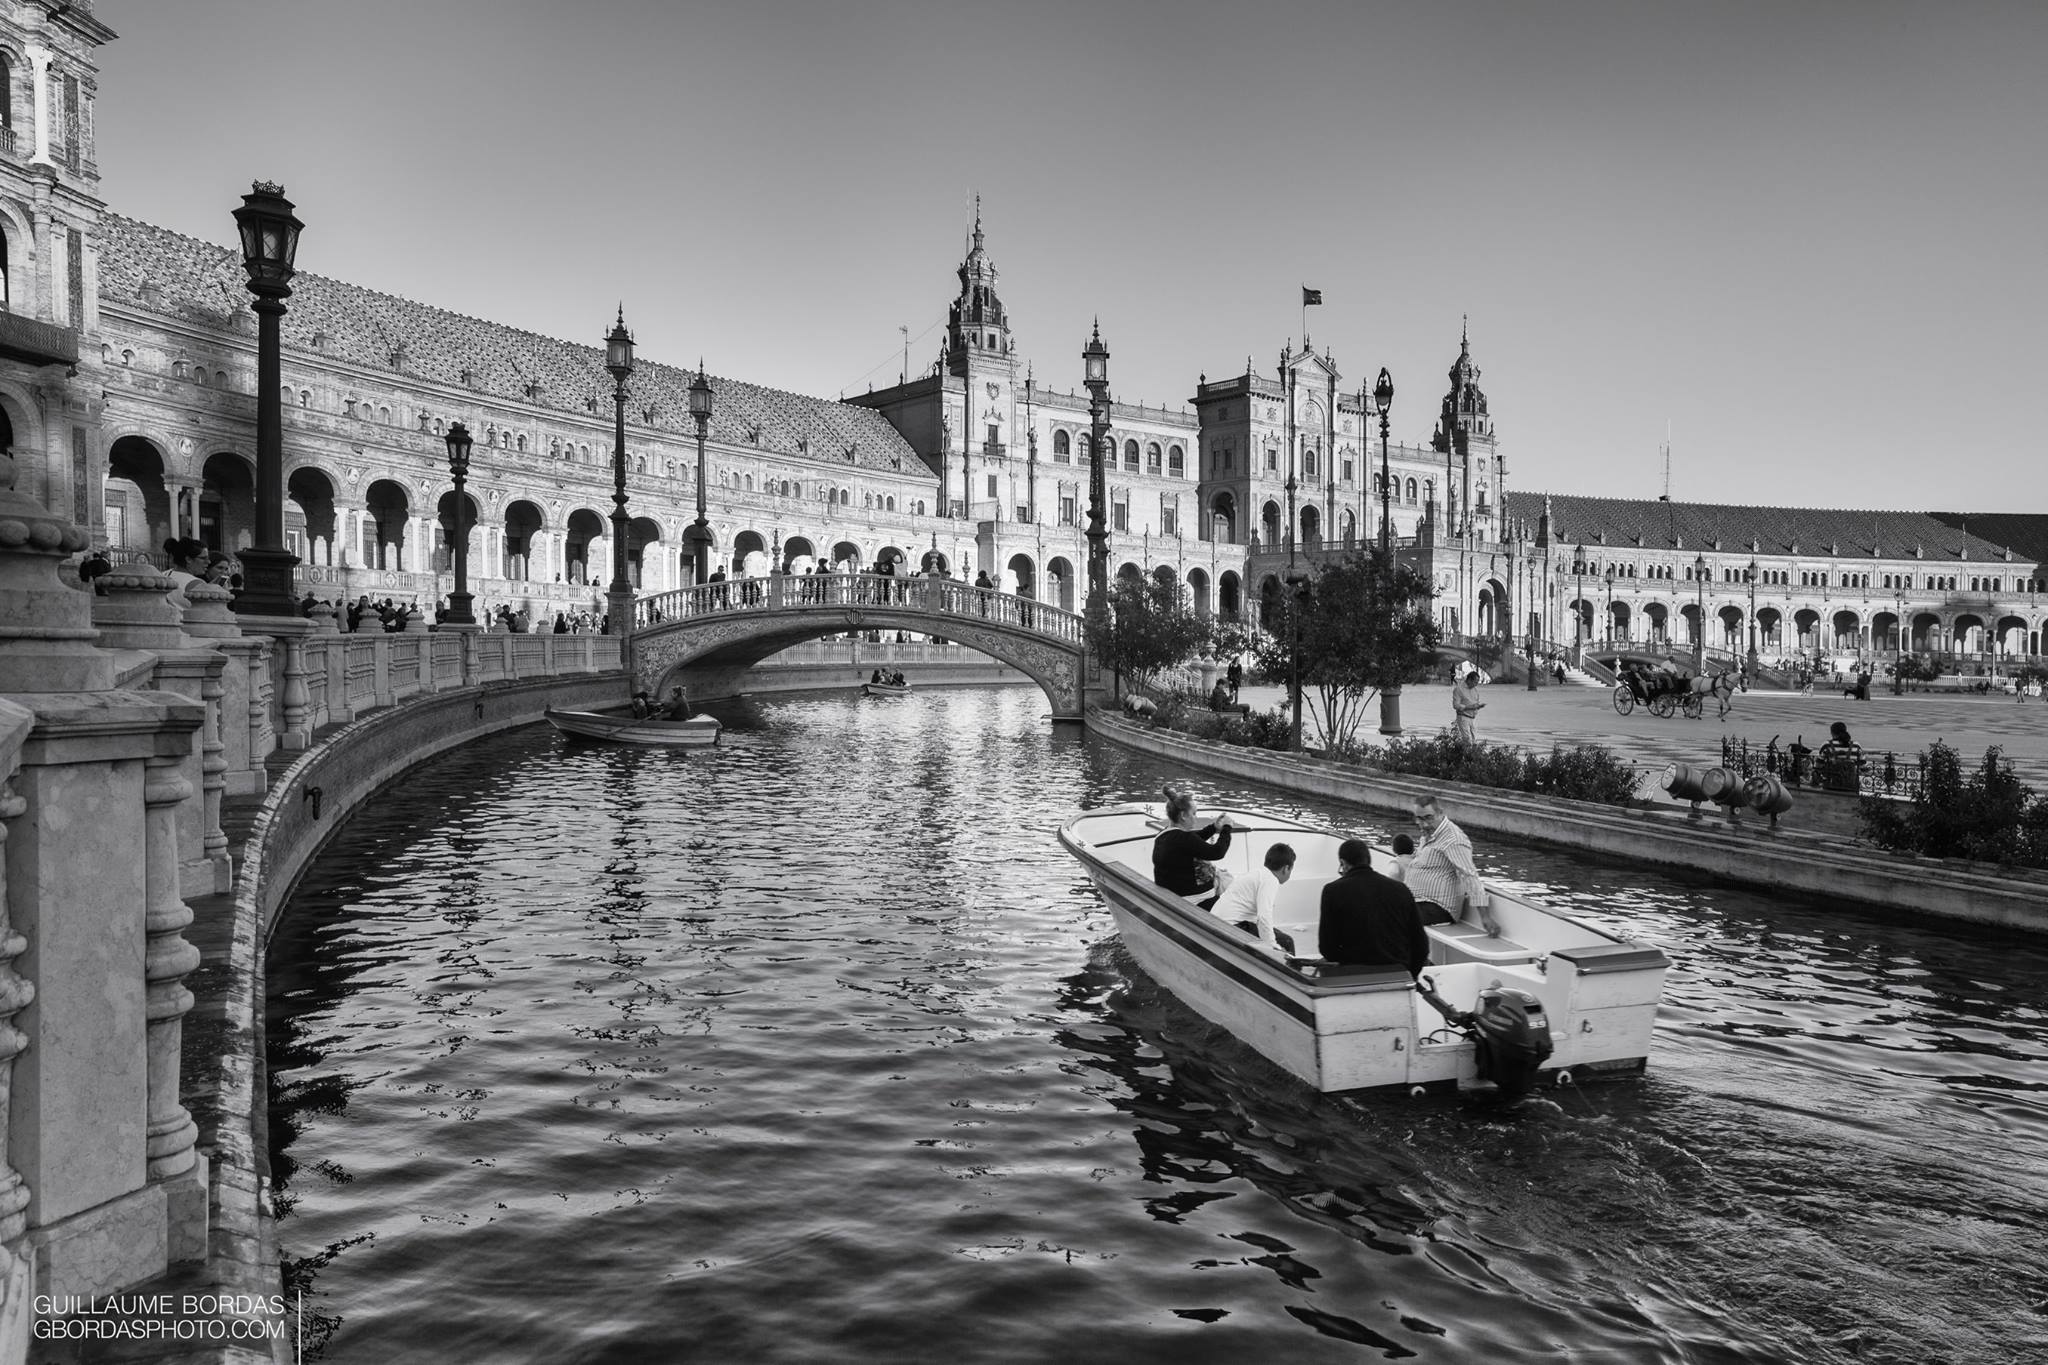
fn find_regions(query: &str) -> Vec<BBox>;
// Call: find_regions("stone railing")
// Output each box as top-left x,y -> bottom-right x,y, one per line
634,572 -> 1084,644
291,627 -> 621,733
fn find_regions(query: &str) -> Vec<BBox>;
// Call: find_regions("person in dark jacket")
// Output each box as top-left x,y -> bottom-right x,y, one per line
1151,784 -> 1240,908
1317,839 -> 1429,978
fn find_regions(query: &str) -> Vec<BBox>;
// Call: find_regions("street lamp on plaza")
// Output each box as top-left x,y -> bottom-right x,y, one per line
1894,591 -> 1906,693
604,308 -> 636,636
442,422 -> 475,627
684,362 -> 715,587
1374,368 -> 1394,551
1603,565 -> 1616,650
1082,322 -> 1111,637
1573,542 -> 1586,664
1745,558 -> 1758,679
229,181 -> 304,618
1693,552 -> 1707,671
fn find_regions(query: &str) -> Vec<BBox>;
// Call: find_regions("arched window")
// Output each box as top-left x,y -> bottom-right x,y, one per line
1053,430 -> 1070,461
885,496 -> 896,512
1168,444 -> 1184,476
1405,477 -> 1417,502
1146,442 -> 1162,473
1123,439 -> 1139,471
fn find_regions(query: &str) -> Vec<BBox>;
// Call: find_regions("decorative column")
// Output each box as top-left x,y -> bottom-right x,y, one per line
0,773 -> 34,1241
141,752 -> 201,1181
278,629 -> 311,749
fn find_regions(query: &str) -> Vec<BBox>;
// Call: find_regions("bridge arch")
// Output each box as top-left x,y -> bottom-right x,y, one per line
631,575 -> 1089,720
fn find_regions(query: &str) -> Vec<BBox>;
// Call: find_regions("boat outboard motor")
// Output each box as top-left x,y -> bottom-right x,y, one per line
1417,977 -> 1555,1098
1467,987 -> 1554,1097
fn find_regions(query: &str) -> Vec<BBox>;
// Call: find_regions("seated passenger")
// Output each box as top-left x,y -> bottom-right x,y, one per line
663,686 -> 691,720
1151,784 -> 1239,909
1387,833 -> 1416,883
1316,839 -> 1428,978
1210,842 -> 1297,953
629,691 -> 651,719
1210,680 -> 1234,711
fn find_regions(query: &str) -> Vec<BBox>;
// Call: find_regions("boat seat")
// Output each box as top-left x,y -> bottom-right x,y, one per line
1427,921 -> 1537,964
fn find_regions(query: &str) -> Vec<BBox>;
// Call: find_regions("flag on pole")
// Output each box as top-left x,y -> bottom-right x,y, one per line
1302,286 -> 1323,306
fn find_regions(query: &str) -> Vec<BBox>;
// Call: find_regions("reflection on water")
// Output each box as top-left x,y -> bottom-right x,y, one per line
268,687 -> 2048,1363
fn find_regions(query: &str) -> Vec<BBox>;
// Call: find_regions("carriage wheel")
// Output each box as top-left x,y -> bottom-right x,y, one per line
1649,692 -> 1677,718
1682,691 -> 1705,719
1612,685 -> 1636,716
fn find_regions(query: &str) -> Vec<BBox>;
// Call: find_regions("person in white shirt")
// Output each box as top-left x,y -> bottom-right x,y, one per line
1210,842 -> 1298,953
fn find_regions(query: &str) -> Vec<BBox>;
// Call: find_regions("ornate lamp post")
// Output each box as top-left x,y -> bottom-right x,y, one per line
605,308 -> 634,636
1745,557 -> 1759,679
1082,321 -> 1111,635
1894,590 -> 1906,693
1693,552 -> 1707,671
1523,532 -> 1538,691
1374,368 -> 1394,550
443,422 -> 475,626
685,362 -> 715,587
1573,542 -> 1586,663
1604,565 -> 1616,649
230,181 -> 304,618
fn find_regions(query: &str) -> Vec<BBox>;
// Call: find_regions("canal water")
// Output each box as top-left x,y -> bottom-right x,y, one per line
266,687 -> 2048,1364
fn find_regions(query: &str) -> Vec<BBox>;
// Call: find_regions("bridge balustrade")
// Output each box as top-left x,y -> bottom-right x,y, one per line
633,572 -> 1081,644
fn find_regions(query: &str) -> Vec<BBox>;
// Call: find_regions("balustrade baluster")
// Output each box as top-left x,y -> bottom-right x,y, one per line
141,754 -> 201,1180
0,778 -> 35,1239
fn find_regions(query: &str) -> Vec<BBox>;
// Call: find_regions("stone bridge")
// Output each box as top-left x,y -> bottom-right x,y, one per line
630,573 -> 1092,719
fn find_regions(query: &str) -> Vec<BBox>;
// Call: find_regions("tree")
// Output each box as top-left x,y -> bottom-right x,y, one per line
1247,546 -> 1440,749
1086,573 -> 1213,699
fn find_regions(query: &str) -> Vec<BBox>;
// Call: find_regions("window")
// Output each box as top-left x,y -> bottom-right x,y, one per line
1161,497 -> 1178,536
1113,502 -> 1129,533
1405,478 -> 1417,503
1146,442 -> 1161,474
886,496 -> 896,511
1343,458 -> 1354,483
1304,449 -> 1318,479
1265,447 -> 1278,472
1123,439 -> 1139,471
987,423 -> 999,450
1221,448 -> 1233,471
1053,430 -> 1071,462
986,474 -> 998,498
1168,445 -> 1184,477
1060,495 -> 1076,526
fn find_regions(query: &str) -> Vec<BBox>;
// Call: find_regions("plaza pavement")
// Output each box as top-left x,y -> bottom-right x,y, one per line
1236,676 -> 2048,796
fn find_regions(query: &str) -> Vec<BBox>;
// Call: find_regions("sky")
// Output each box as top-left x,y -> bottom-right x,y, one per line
91,0 -> 2047,513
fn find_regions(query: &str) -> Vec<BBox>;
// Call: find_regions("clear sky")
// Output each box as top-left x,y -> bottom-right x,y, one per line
91,0 -> 2045,512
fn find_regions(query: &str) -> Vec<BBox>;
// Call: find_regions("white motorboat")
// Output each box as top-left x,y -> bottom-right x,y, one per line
861,681 -> 913,698
1057,803 -> 1669,1095
545,706 -> 722,748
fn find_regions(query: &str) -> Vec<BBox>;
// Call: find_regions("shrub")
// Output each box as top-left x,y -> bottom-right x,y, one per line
1859,741 -> 2048,867
1218,706 -> 1292,752
1326,733 -> 1644,807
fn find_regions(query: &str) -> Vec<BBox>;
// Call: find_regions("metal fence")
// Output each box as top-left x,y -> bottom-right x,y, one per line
1718,733 -> 1925,800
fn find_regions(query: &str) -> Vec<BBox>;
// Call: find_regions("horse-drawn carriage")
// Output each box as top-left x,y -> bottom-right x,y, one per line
1614,665 -> 1702,718
1613,663 -> 1744,720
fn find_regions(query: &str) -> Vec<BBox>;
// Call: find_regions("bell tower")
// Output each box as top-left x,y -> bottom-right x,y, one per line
941,199 -> 1020,521
1431,320 -> 1500,539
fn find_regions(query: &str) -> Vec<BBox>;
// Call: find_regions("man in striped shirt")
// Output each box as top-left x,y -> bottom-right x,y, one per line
1405,795 -> 1500,936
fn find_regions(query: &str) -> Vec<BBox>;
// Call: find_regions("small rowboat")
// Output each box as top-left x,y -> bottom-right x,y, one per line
1058,803 -> 1668,1095
861,681 -> 913,698
544,706 -> 722,748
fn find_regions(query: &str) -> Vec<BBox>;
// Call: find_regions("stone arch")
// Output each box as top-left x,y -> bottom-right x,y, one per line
363,478 -> 412,571
628,515 -> 663,590
1257,574 -> 1284,630
200,451 -> 258,554
875,544 -> 908,574
1300,504 -> 1322,549
287,465 -> 340,566
106,433 -> 174,555
1006,552 -> 1036,598
565,507 -> 608,584
504,499 -> 546,581
783,535 -> 818,573
1260,499 -> 1282,545
1209,491 -> 1238,544
1217,569 -> 1242,622
1047,555 -> 1076,612
732,528 -> 769,577
1831,608 -> 1862,652
1116,561 -> 1143,583
1187,566 -> 1212,617
434,489 -> 484,573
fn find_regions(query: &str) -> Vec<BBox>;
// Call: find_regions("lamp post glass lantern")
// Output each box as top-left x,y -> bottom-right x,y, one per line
1082,322 -> 1111,629
443,422 -> 475,626
1693,553 -> 1707,669
1374,368 -> 1393,550
230,181 -> 305,617
685,362 -> 715,587
605,308 -> 635,635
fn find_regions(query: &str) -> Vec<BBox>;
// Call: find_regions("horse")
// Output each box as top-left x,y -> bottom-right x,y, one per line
1691,668 -> 1746,719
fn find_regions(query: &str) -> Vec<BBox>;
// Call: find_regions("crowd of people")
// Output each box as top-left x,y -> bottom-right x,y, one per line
1151,784 -> 1497,978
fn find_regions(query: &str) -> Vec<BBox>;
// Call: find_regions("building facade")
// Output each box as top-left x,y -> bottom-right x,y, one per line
0,0 -> 2038,667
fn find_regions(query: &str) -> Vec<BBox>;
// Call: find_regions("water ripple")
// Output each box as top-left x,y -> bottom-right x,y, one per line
268,688 -> 2048,1363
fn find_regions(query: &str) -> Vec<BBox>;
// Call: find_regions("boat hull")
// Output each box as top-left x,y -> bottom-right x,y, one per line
544,707 -> 722,748
1060,805 -> 1667,1094
861,683 -> 913,697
